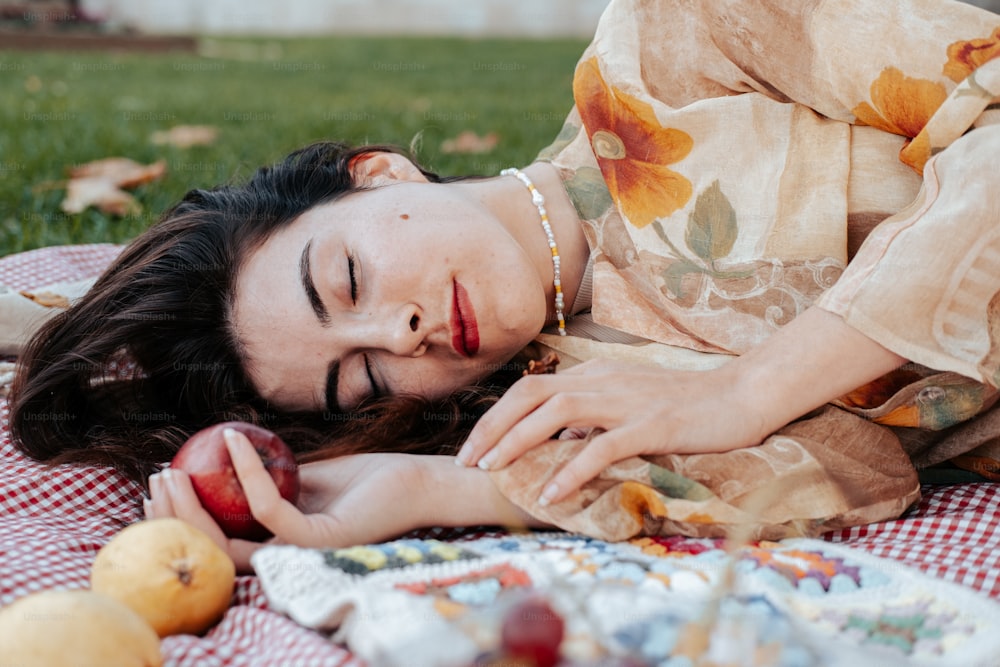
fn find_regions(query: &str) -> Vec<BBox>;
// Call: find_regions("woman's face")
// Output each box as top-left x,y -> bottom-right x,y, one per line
233,178 -> 549,414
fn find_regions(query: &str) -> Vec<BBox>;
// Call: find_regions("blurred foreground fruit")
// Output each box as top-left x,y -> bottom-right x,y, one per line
91,517 -> 236,637
171,421 -> 300,540
0,588 -> 161,666
501,596 -> 565,667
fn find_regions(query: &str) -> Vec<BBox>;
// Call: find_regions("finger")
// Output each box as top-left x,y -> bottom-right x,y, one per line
160,468 -> 230,547
538,428 -> 643,506
477,391 -> 607,471
224,428 -> 316,545
456,374 -> 575,466
159,465 -> 268,575
146,471 -> 176,518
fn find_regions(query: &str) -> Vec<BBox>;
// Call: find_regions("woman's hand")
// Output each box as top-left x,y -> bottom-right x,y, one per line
455,359 -> 768,506
145,429 -> 437,572
456,307 -> 908,507
146,429 -> 550,572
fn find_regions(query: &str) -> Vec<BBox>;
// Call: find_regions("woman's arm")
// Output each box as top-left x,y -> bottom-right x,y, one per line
726,306 -> 907,438
457,306 -> 906,506
146,431 -> 549,572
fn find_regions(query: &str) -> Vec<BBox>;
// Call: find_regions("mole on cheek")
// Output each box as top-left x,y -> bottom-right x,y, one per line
400,213 -> 410,220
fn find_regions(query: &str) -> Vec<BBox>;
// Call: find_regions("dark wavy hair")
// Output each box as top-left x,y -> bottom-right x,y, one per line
9,141 -> 530,486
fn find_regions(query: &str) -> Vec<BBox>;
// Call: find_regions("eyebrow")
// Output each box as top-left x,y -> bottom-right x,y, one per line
299,238 -> 331,327
299,238 -> 340,412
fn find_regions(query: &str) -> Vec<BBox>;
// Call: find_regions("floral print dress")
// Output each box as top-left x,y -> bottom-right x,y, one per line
489,0 -> 1000,541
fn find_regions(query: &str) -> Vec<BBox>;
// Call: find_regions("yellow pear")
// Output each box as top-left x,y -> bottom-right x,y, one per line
0,588 -> 161,666
91,517 -> 236,637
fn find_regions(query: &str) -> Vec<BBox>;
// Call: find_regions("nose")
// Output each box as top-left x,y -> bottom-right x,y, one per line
355,303 -> 427,358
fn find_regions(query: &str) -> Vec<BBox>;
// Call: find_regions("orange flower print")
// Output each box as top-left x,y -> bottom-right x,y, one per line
618,481 -> 667,526
573,57 -> 693,228
852,67 -> 947,138
944,27 -> 1000,82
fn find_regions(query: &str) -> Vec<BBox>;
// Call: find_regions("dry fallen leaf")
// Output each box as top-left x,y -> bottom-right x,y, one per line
60,157 -> 166,216
68,157 -> 167,188
150,125 -> 219,148
440,130 -> 499,154
61,177 -> 142,216
19,290 -> 71,309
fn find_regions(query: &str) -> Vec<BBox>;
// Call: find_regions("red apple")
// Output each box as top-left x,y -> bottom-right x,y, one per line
170,421 -> 300,541
500,596 -> 565,667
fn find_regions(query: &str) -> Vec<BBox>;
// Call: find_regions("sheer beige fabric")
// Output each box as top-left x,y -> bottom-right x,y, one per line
490,0 -> 1000,540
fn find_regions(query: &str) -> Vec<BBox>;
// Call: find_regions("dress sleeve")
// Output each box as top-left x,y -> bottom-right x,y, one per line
694,0 -> 995,119
593,0 -> 998,170
489,406 -> 920,541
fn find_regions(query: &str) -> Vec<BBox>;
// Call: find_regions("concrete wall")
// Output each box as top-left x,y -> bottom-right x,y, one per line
78,0 -> 998,37
79,0 -> 612,38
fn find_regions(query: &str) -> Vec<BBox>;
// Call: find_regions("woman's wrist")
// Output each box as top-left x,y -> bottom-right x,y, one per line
415,455 -> 551,530
726,306 -> 906,439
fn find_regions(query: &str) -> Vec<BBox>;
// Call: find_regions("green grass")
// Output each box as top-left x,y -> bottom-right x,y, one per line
0,35 -> 587,256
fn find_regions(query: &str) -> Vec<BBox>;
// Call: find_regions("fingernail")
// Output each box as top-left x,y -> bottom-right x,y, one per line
223,427 -> 239,444
454,456 -> 467,467
477,452 -> 497,471
143,498 -> 152,517
538,482 -> 559,507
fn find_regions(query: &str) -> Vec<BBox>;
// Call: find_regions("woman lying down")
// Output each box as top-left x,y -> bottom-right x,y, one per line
10,0 -> 1000,570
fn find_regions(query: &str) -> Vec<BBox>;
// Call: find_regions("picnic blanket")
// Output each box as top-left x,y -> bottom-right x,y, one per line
1,244 -> 999,666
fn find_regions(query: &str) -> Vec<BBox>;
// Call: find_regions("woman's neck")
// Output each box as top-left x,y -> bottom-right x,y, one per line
456,162 -> 591,326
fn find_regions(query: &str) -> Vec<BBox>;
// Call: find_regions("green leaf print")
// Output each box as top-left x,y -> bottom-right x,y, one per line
684,180 -> 737,266
536,121 -> 579,161
649,464 -> 715,501
661,258 -> 703,299
565,166 -> 614,220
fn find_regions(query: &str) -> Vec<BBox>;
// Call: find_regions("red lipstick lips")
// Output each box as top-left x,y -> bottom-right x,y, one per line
452,280 -> 480,357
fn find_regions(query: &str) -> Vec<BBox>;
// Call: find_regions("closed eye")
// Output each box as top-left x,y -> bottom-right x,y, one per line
364,354 -> 381,399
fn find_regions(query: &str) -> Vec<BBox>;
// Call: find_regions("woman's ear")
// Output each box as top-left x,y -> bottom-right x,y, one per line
350,152 -> 429,187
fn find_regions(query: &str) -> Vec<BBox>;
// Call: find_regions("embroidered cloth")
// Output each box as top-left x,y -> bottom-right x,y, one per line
253,533 -> 1000,666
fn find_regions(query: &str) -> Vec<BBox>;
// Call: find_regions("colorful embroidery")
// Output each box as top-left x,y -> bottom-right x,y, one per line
396,563 -> 532,607
254,534 -> 1000,666
322,539 -> 479,574
631,535 -> 725,557
814,598 -> 964,658
740,546 -> 866,593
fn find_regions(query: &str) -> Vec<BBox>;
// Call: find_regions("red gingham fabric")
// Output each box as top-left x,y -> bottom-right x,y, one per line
0,244 -> 997,666
0,245 -> 360,666
824,483 -> 1000,595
